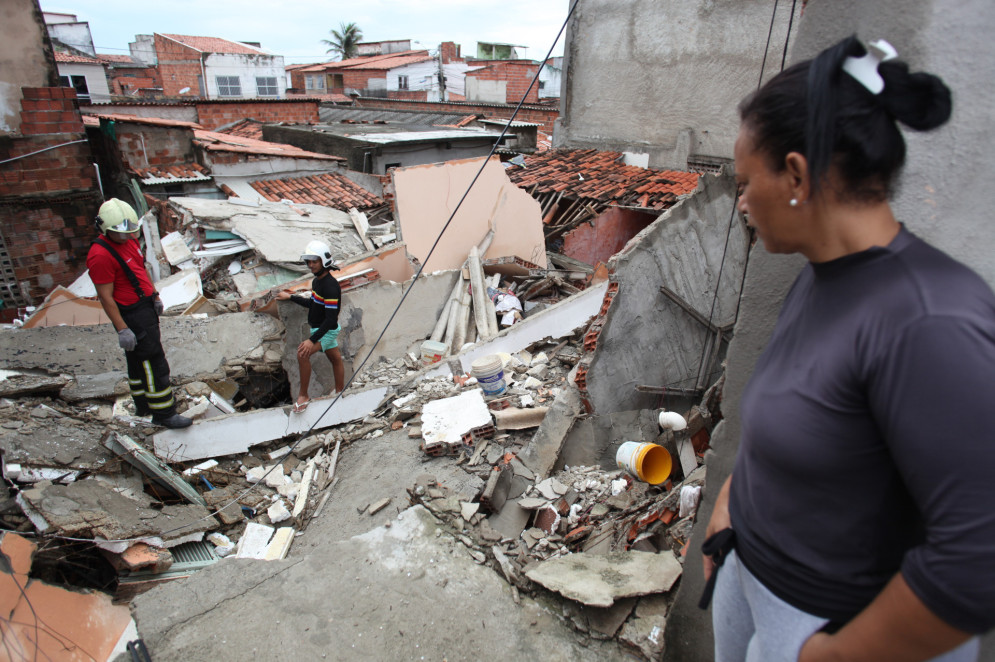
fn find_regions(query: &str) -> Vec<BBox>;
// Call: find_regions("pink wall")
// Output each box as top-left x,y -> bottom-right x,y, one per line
562,207 -> 656,266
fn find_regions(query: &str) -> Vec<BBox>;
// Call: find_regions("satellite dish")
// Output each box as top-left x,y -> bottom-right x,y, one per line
179,87 -> 191,94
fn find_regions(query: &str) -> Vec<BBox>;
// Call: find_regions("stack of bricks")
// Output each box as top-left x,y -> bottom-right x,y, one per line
18,87 -> 85,136
574,280 -> 621,414
194,100 -> 320,130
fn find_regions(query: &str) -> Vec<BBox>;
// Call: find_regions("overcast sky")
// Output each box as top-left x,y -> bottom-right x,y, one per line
43,0 -> 571,64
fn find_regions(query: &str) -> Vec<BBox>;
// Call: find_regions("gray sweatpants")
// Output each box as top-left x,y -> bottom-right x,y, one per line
712,550 -> 980,662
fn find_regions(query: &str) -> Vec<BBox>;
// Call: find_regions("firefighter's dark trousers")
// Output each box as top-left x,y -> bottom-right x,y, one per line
118,297 -> 176,418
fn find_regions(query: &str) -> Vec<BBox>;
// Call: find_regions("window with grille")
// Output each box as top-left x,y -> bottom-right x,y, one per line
397,75 -> 409,90
216,76 -> 241,97
256,77 -> 279,96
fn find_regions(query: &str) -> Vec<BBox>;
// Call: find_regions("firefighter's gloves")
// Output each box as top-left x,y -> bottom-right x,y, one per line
118,328 -> 138,351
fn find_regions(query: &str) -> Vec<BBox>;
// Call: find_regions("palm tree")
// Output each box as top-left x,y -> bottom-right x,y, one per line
322,22 -> 363,61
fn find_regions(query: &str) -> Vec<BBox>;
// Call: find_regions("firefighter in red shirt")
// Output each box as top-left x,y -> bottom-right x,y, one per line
86,199 -> 191,429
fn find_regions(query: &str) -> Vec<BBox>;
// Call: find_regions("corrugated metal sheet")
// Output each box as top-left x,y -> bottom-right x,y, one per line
318,107 -> 479,127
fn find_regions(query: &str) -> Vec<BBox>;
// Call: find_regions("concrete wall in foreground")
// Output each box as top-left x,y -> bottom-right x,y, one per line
664,2 -> 995,660
557,0 -> 800,169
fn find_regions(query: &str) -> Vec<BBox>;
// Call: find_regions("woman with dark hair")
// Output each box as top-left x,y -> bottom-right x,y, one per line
702,36 -> 995,661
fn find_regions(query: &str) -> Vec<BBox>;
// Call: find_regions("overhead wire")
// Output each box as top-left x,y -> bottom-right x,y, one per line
684,0 -> 795,398
2,0 -> 582,547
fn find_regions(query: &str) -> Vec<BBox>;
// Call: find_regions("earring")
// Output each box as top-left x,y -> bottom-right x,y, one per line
789,198 -> 798,207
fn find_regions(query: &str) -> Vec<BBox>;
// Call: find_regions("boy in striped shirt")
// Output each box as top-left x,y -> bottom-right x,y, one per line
276,241 -> 344,412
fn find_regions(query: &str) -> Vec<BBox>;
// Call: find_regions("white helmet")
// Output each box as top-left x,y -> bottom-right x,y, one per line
301,240 -> 337,269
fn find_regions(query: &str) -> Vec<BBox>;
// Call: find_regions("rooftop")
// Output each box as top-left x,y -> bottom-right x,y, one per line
507,149 -> 700,210
216,118 -> 265,141
97,53 -> 142,65
297,50 -> 434,73
157,34 -> 270,56
54,51 -> 100,65
84,113 -> 203,130
249,173 -> 384,211
134,163 -> 212,185
306,123 -> 504,145
318,106 -> 479,127
193,130 -> 343,161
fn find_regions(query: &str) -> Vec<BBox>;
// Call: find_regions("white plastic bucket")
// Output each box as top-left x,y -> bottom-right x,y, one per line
471,354 -> 506,396
421,340 -> 447,365
616,441 -> 672,485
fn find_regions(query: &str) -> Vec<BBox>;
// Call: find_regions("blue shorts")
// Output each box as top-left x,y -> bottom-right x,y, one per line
310,326 -> 340,351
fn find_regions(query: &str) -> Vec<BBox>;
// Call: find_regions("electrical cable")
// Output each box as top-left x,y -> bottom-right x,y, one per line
4,0 -> 581,547
0,140 -> 88,166
685,0 -> 796,398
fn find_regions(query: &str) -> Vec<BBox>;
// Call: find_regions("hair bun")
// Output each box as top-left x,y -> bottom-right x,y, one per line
879,62 -> 952,131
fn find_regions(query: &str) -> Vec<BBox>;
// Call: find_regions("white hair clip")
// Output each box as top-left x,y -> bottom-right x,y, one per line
843,39 -> 898,94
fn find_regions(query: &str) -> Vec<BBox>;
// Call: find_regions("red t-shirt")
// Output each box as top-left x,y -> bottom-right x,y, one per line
86,237 -> 154,306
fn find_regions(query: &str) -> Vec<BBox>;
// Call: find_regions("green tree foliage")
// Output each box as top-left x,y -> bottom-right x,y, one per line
321,22 -> 364,61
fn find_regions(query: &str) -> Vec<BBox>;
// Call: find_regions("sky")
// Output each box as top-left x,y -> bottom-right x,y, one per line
43,0 -> 570,64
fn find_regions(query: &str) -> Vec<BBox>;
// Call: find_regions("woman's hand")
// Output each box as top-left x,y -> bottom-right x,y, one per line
275,290 -> 291,301
703,474 -> 734,582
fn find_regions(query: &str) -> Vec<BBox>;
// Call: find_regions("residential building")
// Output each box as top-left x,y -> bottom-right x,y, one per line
475,41 -> 528,60
297,43 -> 470,102
465,60 -> 541,104
53,51 -> 111,103
538,57 -> 563,99
97,54 -> 162,98
43,12 -> 112,102
356,40 -> 414,57
129,33 -> 286,100
263,122 -> 506,174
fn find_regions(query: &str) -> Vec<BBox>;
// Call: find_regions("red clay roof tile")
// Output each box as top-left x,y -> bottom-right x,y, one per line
158,34 -> 267,55
249,173 -> 384,211
507,148 -> 700,210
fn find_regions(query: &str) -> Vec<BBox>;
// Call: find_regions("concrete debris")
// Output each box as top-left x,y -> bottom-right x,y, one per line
525,551 -> 683,607
16,479 -> 215,549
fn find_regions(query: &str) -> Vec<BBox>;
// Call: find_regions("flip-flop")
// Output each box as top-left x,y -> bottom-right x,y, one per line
292,399 -> 311,413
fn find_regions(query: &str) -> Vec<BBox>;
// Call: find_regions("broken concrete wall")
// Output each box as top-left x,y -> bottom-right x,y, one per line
561,206 -> 657,267
392,156 -> 548,272
557,0 -> 799,169
585,172 -> 747,414
663,3 -> 995,661
0,312 -> 284,400
278,270 -> 458,399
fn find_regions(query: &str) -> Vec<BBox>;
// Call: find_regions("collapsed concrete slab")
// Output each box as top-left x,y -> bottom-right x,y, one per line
0,312 -> 284,401
392,156 -> 548,272
169,197 -> 368,270
524,550 -> 683,608
16,479 -> 215,550
584,172 -> 748,413
517,384 -> 582,478
0,411 -> 115,472
153,386 -> 389,462
131,506 -> 616,661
